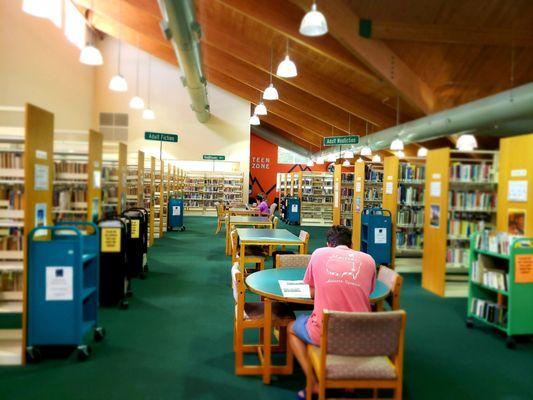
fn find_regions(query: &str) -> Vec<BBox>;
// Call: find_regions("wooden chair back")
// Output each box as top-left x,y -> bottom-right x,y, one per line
377,266 -> 403,310
273,216 -> 279,229
276,254 -> 312,269
269,203 -> 278,215
299,230 -> 310,253
230,229 -> 239,263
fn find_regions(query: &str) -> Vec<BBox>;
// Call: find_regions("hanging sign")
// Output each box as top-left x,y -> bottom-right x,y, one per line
323,136 -> 360,146
144,132 -> 178,143
101,228 -> 121,252
203,155 -> 225,161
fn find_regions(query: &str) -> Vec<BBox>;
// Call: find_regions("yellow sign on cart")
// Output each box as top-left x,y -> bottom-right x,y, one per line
515,254 -> 533,283
130,220 -> 140,239
101,228 -> 121,253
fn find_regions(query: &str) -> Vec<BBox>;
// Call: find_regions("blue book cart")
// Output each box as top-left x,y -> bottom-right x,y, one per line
168,197 -> 186,231
27,222 -> 105,361
285,196 -> 301,225
361,208 -> 393,266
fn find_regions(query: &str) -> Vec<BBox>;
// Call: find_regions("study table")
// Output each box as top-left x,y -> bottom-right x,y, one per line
228,207 -> 263,216
245,267 -> 390,384
225,216 -> 273,255
236,228 -> 304,271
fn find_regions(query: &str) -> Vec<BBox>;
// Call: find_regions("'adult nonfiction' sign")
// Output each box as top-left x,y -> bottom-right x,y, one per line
323,135 -> 360,146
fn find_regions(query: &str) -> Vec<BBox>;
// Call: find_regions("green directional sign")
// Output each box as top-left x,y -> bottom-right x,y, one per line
144,132 -> 178,143
323,135 -> 360,146
203,154 -> 225,161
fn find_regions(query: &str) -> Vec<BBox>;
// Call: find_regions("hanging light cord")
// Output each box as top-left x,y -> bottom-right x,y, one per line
147,56 -> 152,106
136,37 -> 141,95
117,0 -> 122,74
269,46 -> 273,84
396,95 -> 400,126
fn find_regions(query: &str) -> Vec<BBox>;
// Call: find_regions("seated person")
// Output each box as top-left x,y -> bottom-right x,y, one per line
288,225 -> 376,400
255,193 -> 270,215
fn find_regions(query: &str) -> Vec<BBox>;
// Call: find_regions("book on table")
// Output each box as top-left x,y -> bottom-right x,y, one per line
278,280 -> 311,299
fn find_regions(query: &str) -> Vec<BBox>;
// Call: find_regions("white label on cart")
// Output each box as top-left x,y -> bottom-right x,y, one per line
291,204 -> 298,213
172,205 -> 181,216
374,228 -> 387,244
511,169 -> 526,177
46,266 -> 73,301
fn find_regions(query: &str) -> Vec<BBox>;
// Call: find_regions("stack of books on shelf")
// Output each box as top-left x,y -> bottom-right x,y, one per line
399,163 -> 425,182
448,190 -> 496,211
54,189 -> 87,210
450,162 -> 493,182
448,219 -> 489,239
446,244 -> 469,269
301,172 -> 333,225
364,164 -> 383,208
475,231 -> 514,255
398,186 -> 424,206
397,207 -> 424,228
184,172 -> 244,214
396,230 -> 423,250
0,152 -> 23,170
470,298 -> 507,326
340,172 -> 354,227
471,260 -> 509,292
54,160 -> 88,180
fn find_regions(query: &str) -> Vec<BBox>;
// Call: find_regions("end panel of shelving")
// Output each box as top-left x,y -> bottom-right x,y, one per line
137,151 -> 144,207
87,130 -> 103,223
333,164 -> 342,225
383,156 -> 399,268
117,142 -> 127,215
422,147 -> 450,296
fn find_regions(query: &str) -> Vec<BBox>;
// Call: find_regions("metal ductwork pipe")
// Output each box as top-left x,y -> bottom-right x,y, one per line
252,126 -> 312,158
158,0 -> 210,123
314,82 -> 533,158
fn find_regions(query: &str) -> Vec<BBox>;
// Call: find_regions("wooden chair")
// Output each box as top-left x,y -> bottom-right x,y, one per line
307,310 -> 406,400
269,203 -> 278,216
377,266 -> 403,310
215,203 -> 226,235
299,230 -> 310,254
232,263 -> 295,375
276,254 -> 312,269
230,229 -> 265,274
273,216 -> 279,229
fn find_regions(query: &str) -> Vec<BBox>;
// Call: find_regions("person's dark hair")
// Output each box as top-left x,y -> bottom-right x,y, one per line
326,225 -> 352,247
256,194 -> 263,201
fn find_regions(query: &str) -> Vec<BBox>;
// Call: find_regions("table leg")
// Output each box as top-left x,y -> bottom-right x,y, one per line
299,244 -> 305,254
240,242 -> 245,273
263,298 -> 272,384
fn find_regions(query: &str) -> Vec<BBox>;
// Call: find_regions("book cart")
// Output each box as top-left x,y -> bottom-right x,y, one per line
467,233 -> 533,348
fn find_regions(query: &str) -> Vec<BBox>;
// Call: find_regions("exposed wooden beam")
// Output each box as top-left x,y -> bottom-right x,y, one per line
197,7 -> 397,128
260,121 -> 321,153
359,20 -> 533,48
291,0 -> 435,115
215,0 -> 380,84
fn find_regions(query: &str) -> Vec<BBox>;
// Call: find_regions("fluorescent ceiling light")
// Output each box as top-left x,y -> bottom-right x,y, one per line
390,138 -> 404,151
276,55 -> 298,78
417,147 -> 428,157
263,83 -> 279,100
299,3 -> 328,37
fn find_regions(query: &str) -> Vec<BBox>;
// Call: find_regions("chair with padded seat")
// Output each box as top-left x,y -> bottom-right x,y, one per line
231,229 -> 265,274
276,254 -> 312,269
306,310 -> 406,400
269,202 -> 278,216
376,266 -> 403,311
231,263 -> 295,376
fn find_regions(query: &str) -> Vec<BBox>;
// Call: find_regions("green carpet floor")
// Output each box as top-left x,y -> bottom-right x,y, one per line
1,216 -> 532,399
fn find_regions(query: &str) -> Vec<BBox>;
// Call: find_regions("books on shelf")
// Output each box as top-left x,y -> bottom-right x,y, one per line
397,207 -> 423,227
54,160 -> 88,175
450,162 -> 493,183
398,185 -> 423,205
301,172 -> 333,225
399,163 -> 425,182
448,190 -> 495,211
0,153 -> 23,169
396,230 -> 422,249
471,259 -> 509,292
446,244 -> 469,267
475,231 -> 515,255
448,218 -> 489,238
365,165 -> 383,182
470,297 -> 507,327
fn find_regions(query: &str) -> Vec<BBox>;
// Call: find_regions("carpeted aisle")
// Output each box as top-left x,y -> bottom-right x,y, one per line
0,216 -> 532,399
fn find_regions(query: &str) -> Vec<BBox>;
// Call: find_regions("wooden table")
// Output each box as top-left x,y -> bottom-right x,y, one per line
236,228 -> 304,271
225,216 -> 273,255
229,207 -> 263,216
245,268 -> 390,384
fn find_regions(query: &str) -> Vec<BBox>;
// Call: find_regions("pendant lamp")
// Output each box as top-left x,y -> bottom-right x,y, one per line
315,157 -> 324,165
277,40 -> 297,78
254,101 -> 267,116
356,157 -> 364,163
249,114 -> 260,126
109,1 -> 127,92
263,48 -> 279,100
372,154 -> 381,163
390,138 -> 404,151
344,150 -> 354,159
342,159 -> 350,167
456,134 -> 478,151
80,43 -> 103,66
142,55 -> 155,120
299,2 -> 328,37
129,44 -> 144,109
327,153 -> 336,163
306,159 -> 314,167
417,147 -> 428,157
396,150 -> 405,159
360,146 -> 372,156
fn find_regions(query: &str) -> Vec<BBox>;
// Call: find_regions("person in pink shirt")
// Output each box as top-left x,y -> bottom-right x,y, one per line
255,194 -> 270,215
288,225 -> 376,399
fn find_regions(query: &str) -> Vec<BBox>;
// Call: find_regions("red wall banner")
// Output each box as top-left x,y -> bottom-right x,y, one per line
249,133 -> 326,204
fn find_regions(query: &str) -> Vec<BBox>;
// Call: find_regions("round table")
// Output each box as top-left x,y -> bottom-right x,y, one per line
245,267 -> 390,304
244,267 -> 391,384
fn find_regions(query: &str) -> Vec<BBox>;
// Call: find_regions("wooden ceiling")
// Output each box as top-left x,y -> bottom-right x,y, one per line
75,0 -> 532,153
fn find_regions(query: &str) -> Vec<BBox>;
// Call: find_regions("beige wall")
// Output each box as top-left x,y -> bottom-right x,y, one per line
0,0 -> 95,131
94,37 -> 251,192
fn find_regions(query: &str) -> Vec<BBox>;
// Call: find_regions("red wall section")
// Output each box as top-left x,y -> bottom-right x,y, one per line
249,133 -> 326,204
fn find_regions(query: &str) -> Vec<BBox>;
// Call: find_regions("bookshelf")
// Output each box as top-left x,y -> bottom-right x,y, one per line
382,156 -> 399,268
53,154 -> 88,223
422,148 -> 498,297
117,143 -> 127,215
298,171 -> 333,226
148,156 -> 155,246
101,160 -> 118,216
396,160 -> 426,258
183,171 -> 244,214
467,233 -> 533,348
333,164 -> 355,227
154,159 -> 165,238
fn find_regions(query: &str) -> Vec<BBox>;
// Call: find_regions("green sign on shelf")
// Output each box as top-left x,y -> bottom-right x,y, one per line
203,154 -> 225,161
323,135 -> 360,146
144,132 -> 178,143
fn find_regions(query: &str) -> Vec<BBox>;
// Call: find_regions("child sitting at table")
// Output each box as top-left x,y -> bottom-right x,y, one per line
255,193 -> 270,215
288,225 -> 376,400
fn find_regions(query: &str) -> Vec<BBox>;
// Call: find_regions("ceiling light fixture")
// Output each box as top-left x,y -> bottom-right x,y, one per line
390,138 -> 404,151
142,55 -> 155,120
342,159 -> 350,167
299,2 -> 328,37
249,114 -> 260,126
344,150 -> 354,159
356,157 -> 364,163
129,40 -> 144,109
263,47 -> 279,100
456,134 -> 478,151
79,43 -> 103,66
372,154 -> 381,163
417,147 -> 428,157
109,0 -> 127,92
396,150 -> 405,159
360,146 -> 372,156
327,153 -> 336,163
276,40 -> 297,78
254,101 -> 267,116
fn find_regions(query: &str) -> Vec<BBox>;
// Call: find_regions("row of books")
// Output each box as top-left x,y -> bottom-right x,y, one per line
54,161 -> 88,174
448,219 -> 489,238
0,153 -> 23,169
396,231 -> 423,249
470,298 -> 507,326
0,234 -> 23,251
1,272 -> 24,292
450,162 -> 493,183
0,188 -> 23,209
302,196 -> 333,203
340,188 -> 354,197
53,190 -> 87,209
365,167 -> 383,182
398,186 -> 424,205
340,202 -> 353,212
102,166 -> 118,180
475,231 -> 514,255
399,163 -> 425,181
340,217 -> 352,227
471,261 -> 509,291
446,245 -> 469,266
365,187 -> 382,201
341,172 -> 354,183
397,208 -> 424,226
448,191 -> 495,210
